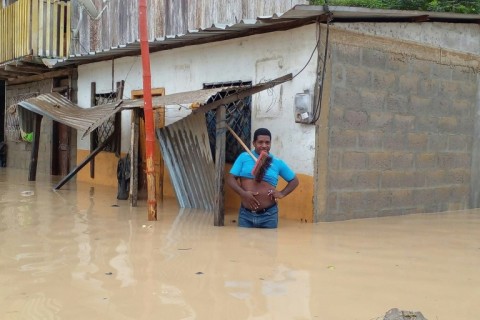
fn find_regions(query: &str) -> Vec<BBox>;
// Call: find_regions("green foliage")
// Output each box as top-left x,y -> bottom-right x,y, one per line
309,0 -> 480,13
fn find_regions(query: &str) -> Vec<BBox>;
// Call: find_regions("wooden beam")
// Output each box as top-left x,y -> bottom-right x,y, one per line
31,0 -> 39,55
4,64 -> 46,75
28,113 -> 43,181
0,70 -> 19,78
51,85 -> 69,92
53,133 -> 115,190
213,105 -> 226,226
130,108 -> 139,207
43,0 -> 52,57
194,73 -> 293,114
90,81 -> 96,178
6,68 -> 74,85
52,1 -> 58,57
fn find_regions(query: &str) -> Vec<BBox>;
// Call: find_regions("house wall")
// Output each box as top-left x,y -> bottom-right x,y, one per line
5,79 -> 54,174
76,24 -> 318,222
316,27 -> 480,221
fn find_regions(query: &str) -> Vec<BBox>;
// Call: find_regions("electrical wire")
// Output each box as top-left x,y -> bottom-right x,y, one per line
291,17 -> 323,81
311,17 -> 331,124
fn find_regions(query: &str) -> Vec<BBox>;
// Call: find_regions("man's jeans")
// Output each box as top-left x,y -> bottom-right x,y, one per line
238,204 -> 278,228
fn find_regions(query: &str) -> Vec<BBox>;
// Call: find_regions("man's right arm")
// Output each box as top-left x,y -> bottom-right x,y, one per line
226,174 -> 244,196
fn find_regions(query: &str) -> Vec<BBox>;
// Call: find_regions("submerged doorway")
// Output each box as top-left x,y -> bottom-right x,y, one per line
51,77 -> 72,176
0,81 -> 4,143
0,81 -> 5,167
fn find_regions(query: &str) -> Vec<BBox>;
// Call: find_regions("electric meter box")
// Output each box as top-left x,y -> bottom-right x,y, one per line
294,92 -> 312,124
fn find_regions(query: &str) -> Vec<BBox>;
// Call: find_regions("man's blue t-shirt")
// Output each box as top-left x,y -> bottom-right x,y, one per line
229,150 -> 296,187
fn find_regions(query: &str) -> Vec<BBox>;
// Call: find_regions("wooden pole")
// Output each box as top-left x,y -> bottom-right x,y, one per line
139,0 -> 157,220
130,108 -> 139,207
90,82 -> 96,178
28,113 -> 43,181
53,133 -> 114,190
214,106 -> 226,226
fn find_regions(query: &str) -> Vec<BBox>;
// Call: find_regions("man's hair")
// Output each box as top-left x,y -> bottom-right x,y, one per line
253,128 -> 271,141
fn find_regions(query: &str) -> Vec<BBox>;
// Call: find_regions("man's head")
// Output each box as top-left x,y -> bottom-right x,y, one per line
253,128 -> 271,154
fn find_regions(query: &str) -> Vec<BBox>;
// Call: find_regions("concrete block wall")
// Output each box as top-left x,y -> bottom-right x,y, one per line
5,79 -> 53,174
324,43 -> 477,221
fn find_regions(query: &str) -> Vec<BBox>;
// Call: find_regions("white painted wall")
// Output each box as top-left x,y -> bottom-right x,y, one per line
77,24 -> 319,176
335,22 -> 480,55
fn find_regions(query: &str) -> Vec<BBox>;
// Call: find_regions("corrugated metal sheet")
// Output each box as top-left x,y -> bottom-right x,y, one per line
156,112 -> 215,210
51,4 -> 480,68
15,88 -> 223,137
17,92 -> 121,132
70,0 -> 309,56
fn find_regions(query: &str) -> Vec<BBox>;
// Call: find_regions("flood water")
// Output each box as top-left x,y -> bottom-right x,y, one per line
1,168 -> 479,320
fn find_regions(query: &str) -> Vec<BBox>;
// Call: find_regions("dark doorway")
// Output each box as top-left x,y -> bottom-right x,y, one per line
51,77 -> 71,176
0,81 -> 5,167
0,81 -> 5,143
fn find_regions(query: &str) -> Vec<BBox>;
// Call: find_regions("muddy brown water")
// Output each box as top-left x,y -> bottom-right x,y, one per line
1,168 -> 479,320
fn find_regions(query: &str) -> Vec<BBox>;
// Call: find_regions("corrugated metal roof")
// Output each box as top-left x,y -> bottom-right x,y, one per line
47,5 -> 480,68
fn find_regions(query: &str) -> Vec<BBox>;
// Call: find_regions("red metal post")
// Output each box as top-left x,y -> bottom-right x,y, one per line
139,0 -> 157,220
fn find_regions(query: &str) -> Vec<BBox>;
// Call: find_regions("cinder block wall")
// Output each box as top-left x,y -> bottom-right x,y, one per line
5,79 -> 53,174
324,42 -> 477,221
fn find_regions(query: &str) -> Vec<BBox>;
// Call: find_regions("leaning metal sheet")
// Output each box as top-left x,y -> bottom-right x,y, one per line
156,112 -> 215,210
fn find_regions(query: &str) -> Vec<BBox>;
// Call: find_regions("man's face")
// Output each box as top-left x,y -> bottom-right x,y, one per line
253,135 -> 271,154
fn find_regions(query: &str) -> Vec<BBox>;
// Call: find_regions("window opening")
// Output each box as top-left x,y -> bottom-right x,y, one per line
91,82 -> 123,155
5,92 -> 38,143
204,81 -> 252,163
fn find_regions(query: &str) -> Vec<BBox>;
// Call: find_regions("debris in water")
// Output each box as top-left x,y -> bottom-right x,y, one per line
111,204 -> 119,207
195,272 -> 204,275
21,191 -> 34,197
105,272 -> 113,275
383,308 -> 427,320
327,265 -> 335,270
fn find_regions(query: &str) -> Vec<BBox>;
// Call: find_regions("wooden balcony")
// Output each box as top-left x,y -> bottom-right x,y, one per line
0,0 -> 71,63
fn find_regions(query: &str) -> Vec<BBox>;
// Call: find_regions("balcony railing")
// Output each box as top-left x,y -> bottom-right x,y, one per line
0,0 -> 71,63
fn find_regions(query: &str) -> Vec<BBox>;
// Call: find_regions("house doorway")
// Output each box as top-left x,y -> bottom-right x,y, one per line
0,81 -> 5,143
0,81 -> 5,167
131,88 -> 165,200
51,77 -> 71,176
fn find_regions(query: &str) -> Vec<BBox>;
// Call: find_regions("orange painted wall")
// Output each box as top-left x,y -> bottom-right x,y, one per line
223,164 -> 314,222
77,150 -> 124,186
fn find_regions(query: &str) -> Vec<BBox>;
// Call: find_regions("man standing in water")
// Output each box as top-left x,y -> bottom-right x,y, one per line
226,128 -> 299,228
